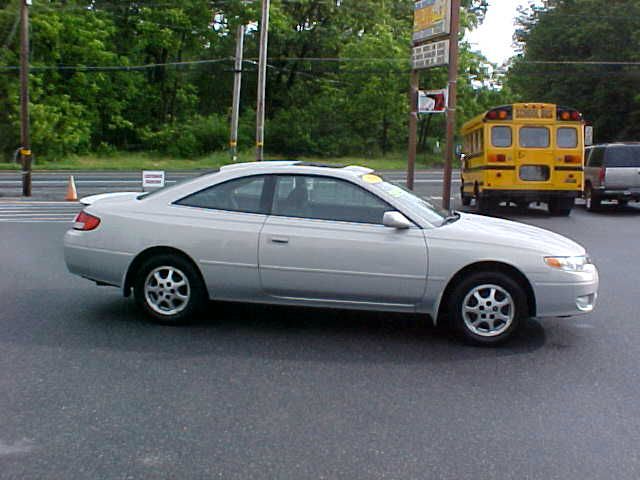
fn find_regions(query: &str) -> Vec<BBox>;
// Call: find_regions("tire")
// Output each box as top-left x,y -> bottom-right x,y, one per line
448,271 -> 528,346
548,197 -> 574,216
477,195 -> 498,213
618,199 -> 628,207
461,187 -> 471,206
134,254 -> 207,325
585,184 -> 601,212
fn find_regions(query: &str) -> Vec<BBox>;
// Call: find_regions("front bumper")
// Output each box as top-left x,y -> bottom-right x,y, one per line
531,264 -> 599,318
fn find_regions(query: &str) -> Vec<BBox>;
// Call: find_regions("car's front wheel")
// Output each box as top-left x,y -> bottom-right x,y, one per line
134,254 -> 207,324
448,272 -> 527,346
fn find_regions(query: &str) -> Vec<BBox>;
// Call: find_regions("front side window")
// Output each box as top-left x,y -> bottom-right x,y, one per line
557,127 -> 578,148
520,127 -> 550,148
175,175 -> 267,214
491,126 -> 512,148
273,175 -> 390,224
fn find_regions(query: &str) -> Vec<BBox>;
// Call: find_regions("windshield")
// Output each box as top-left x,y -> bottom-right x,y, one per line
370,180 -> 448,226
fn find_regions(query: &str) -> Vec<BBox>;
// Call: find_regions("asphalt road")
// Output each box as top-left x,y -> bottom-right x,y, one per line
1,176 -> 640,479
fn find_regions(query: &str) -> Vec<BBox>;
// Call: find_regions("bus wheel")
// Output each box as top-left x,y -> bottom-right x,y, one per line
461,187 -> 471,206
548,198 -> 574,216
477,195 -> 497,213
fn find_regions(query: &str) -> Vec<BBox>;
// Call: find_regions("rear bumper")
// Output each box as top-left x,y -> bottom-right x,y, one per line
595,187 -> 640,201
531,265 -> 599,318
481,190 -> 579,201
64,230 -> 133,287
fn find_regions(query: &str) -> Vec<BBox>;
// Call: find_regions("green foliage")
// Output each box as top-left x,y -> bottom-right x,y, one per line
0,0 -> 508,161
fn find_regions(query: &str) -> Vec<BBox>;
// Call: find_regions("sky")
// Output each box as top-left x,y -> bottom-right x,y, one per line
466,0 -> 543,65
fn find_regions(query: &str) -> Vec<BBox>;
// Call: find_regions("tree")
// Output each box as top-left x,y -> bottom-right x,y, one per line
508,0 -> 640,142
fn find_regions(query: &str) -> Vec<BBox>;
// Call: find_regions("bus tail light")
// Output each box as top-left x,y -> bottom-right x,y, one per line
564,155 -> 581,164
489,154 -> 506,162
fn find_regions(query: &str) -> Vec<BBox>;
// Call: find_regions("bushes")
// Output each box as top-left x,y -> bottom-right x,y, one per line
139,113 -> 253,158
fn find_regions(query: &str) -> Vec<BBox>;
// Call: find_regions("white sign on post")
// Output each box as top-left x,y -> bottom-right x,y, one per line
412,39 -> 449,70
419,89 -> 448,114
142,170 -> 165,190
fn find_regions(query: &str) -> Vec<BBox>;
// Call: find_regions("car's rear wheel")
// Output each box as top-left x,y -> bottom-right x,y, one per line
134,254 -> 206,324
448,272 -> 527,346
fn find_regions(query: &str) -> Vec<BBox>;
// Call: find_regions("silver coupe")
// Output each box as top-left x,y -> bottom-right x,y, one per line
64,162 -> 599,345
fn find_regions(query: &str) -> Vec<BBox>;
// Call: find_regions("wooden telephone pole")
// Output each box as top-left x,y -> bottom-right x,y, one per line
19,0 -> 32,197
255,0 -> 270,161
229,24 -> 244,162
442,0 -> 461,211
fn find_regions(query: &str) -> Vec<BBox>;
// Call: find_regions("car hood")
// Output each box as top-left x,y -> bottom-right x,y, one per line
434,212 -> 586,256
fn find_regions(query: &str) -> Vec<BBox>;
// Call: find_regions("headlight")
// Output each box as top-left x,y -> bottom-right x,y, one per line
544,255 -> 591,272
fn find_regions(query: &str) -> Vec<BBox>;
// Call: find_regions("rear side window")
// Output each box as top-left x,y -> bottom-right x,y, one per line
491,126 -> 512,148
587,147 -> 604,167
557,128 -> 578,148
520,127 -> 550,148
175,175 -> 268,214
604,146 -> 640,167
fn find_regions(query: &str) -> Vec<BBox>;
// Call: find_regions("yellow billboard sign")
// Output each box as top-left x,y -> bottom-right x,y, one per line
413,0 -> 451,44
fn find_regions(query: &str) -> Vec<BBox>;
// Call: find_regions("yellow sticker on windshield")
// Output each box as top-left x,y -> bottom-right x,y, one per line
362,174 -> 382,184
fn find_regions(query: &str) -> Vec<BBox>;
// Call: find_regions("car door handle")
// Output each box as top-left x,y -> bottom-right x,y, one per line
271,237 -> 289,244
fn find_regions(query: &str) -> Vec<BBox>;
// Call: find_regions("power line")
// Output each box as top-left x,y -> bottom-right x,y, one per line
0,57 -> 232,72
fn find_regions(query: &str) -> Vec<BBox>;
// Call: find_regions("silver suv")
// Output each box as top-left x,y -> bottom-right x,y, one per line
584,143 -> 640,210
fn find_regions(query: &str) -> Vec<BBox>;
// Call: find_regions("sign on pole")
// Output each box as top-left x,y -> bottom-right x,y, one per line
413,0 -> 451,44
418,89 -> 448,114
412,39 -> 449,70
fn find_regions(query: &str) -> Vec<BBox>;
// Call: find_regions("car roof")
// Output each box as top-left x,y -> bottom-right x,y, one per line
218,160 -> 375,177
587,142 -> 640,148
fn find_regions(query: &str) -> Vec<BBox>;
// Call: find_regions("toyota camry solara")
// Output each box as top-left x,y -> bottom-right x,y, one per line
64,162 -> 599,345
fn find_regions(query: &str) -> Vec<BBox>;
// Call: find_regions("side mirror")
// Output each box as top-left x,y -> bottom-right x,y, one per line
383,211 -> 412,229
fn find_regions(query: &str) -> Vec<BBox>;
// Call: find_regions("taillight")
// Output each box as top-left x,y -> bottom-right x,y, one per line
564,155 -> 581,163
599,167 -> 606,183
73,211 -> 101,231
489,154 -> 506,162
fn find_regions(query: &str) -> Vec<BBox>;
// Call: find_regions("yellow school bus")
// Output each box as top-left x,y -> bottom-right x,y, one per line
460,103 -> 586,216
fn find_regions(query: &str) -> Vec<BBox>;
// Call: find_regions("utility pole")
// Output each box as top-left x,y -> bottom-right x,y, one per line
406,70 -> 419,190
19,0 -> 32,197
442,0 -> 461,211
229,24 -> 244,163
255,0 -> 270,161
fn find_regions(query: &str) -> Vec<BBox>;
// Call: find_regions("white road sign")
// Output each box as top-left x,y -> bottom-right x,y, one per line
412,39 -> 449,70
142,170 -> 165,189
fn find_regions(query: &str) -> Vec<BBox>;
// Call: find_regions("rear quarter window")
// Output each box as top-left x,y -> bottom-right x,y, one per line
604,146 -> 640,167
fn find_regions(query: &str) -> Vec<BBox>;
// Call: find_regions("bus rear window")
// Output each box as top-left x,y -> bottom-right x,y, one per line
491,126 -> 512,148
520,127 -> 550,148
557,128 -> 578,148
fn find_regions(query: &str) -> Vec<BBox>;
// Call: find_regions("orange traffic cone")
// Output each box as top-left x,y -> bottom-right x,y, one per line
65,175 -> 78,201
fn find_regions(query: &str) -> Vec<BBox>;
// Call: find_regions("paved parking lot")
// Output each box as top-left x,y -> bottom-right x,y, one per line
1,172 -> 639,479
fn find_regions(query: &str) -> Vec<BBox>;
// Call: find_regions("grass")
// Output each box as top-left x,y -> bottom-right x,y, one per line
0,150 -> 446,171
